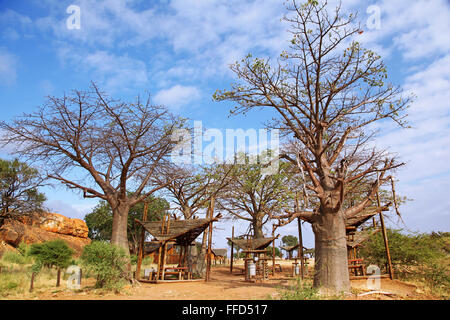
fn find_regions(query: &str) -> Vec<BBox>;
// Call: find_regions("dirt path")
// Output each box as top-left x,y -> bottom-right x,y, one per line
9,266 -> 436,300
35,267 -> 290,300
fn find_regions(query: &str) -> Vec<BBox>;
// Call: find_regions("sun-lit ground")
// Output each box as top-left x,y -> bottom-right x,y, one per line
0,258 -> 444,300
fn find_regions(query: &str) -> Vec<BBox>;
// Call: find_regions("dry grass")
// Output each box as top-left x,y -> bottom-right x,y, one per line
0,262 -> 63,298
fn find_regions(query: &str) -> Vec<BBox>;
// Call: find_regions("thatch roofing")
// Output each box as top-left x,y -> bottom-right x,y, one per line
227,237 -> 275,250
345,206 -> 389,231
137,217 -> 218,246
280,244 -> 301,252
347,228 -> 381,248
211,248 -> 227,257
143,242 -> 174,254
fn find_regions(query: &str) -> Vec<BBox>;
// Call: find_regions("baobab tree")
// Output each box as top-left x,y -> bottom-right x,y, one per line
214,1 -> 412,292
0,83 -> 183,254
216,152 -> 296,239
164,165 -> 230,220
163,165 -> 231,275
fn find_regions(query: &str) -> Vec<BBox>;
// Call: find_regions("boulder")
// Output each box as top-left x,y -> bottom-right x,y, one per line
38,212 -> 89,238
0,212 -> 90,257
16,212 -> 89,238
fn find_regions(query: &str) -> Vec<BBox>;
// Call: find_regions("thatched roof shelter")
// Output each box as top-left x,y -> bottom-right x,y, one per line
137,217 -> 218,246
345,206 -> 389,234
211,248 -> 227,257
226,237 -> 275,251
280,244 -> 301,252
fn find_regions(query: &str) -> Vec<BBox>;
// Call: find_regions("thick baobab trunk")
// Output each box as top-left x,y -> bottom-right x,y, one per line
253,219 -> 264,239
311,209 -> 350,294
187,245 -> 198,273
195,231 -> 208,277
111,202 -> 130,255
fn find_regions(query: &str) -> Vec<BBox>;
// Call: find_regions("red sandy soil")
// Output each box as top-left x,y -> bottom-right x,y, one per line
14,266 -> 437,300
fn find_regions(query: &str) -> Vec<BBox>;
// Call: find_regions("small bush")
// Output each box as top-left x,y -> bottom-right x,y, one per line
5,281 -> 18,290
17,242 -> 31,257
359,229 -> 449,297
359,229 -> 445,269
421,262 -> 450,294
80,241 -> 129,292
29,240 -> 74,269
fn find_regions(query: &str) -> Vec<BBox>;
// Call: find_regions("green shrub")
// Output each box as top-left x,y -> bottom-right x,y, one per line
359,229 -> 446,270
142,256 -> 153,265
266,246 -> 282,258
5,281 -> 18,290
29,240 -> 74,270
130,254 -> 153,266
421,261 -> 450,294
80,241 -> 129,291
17,242 -> 31,257
359,229 -> 449,296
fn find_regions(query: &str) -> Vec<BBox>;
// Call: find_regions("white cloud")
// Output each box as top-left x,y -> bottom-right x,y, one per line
154,84 -> 201,109
372,52 -> 450,231
0,48 -> 18,86
57,47 -> 148,92
349,0 -> 450,61
0,9 -> 33,40
34,0 -> 289,84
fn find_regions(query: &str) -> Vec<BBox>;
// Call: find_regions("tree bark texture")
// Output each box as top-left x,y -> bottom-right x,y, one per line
312,210 -> 350,293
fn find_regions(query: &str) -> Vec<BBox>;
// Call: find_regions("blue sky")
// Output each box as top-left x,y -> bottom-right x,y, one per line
0,0 -> 449,249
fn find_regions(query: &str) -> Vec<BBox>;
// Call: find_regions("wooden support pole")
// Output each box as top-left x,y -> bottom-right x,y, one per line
230,226 -> 234,273
297,217 -> 304,280
295,193 -> 304,279
136,202 -> 149,280
161,242 -> 168,280
156,243 -> 163,281
377,187 -> 394,280
379,211 -> 394,280
205,197 -> 215,282
161,215 -> 171,281
272,225 -> 276,275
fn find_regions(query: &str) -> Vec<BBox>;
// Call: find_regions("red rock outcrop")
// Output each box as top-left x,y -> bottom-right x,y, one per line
0,212 -> 90,257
